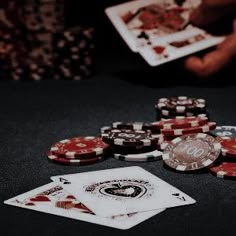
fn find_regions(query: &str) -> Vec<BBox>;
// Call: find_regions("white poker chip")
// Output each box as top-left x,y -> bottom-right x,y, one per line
113,150 -> 162,162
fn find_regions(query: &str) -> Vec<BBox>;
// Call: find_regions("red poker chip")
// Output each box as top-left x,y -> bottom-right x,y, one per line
221,138 -> 236,158
162,133 -> 221,171
153,115 -> 208,130
209,162 -> 236,180
50,136 -> 109,159
47,152 -> 104,166
160,122 -> 216,137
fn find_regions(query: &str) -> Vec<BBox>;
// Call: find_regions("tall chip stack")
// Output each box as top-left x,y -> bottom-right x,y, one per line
20,0 -> 65,80
0,1 -> 27,80
0,0 -> 65,80
53,26 -> 95,80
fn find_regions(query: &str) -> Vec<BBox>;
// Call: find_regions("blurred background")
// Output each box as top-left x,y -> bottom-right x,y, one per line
0,0 -> 145,81
0,0 -> 235,84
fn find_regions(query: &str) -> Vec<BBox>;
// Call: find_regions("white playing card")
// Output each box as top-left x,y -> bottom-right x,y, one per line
105,0 -> 225,63
139,31 -> 224,66
51,166 -> 196,218
4,182 -> 165,230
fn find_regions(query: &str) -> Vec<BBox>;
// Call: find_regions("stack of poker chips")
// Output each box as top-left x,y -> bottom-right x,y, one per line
47,137 -> 109,166
53,26 -> 95,80
208,126 -> 236,180
154,115 -> 217,151
0,1 -> 28,80
155,96 -> 208,119
100,124 -> 162,162
14,0 -> 65,80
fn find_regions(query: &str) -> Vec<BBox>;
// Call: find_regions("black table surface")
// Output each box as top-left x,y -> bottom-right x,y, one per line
1,73 -> 236,236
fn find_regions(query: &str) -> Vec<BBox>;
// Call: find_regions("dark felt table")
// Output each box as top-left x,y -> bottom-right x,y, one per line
1,69 -> 236,236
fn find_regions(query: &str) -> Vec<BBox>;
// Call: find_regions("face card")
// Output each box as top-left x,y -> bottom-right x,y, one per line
51,166 -> 196,218
139,31 -> 224,66
105,0 -> 225,63
4,182 -> 165,230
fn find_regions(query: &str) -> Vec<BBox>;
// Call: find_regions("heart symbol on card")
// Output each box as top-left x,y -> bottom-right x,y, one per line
30,195 -> 50,202
100,183 -> 147,198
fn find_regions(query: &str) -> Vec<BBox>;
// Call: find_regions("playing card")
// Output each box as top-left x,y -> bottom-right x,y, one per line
4,182 -> 165,230
51,166 -> 196,218
105,0 -> 225,64
139,31 -> 224,66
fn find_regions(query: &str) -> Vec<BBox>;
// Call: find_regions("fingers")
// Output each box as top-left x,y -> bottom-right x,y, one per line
185,34 -> 236,77
200,0 -> 236,8
190,0 -> 236,26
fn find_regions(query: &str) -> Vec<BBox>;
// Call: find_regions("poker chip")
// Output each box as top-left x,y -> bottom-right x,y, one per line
100,126 -> 112,134
50,136 -> 109,159
156,134 -> 173,150
214,136 -> 230,143
209,162 -> 236,180
152,115 -> 208,129
161,122 -> 216,137
101,129 -> 159,147
47,152 -> 104,166
157,141 -> 172,151
211,126 -> 236,138
156,96 -> 206,112
220,138 -> 236,158
112,121 -> 154,131
159,109 -> 207,117
111,144 -> 158,154
113,150 -> 162,162
162,133 -> 221,171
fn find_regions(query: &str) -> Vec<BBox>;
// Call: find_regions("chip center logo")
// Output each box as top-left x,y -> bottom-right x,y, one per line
76,143 -> 87,148
217,131 -> 232,137
100,184 -> 146,198
85,179 -> 153,200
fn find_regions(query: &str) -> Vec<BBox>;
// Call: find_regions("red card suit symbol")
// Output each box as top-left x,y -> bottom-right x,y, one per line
30,195 -> 50,202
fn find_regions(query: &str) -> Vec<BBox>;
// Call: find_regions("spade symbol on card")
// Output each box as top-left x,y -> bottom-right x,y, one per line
59,178 -> 71,185
172,193 -> 186,202
100,183 -> 147,199
137,31 -> 151,45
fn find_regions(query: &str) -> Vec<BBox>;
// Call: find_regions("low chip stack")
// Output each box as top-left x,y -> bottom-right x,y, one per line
47,136 -> 109,166
208,126 -> 236,180
155,114 -> 216,150
101,126 -> 162,162
155,96 -> 208,119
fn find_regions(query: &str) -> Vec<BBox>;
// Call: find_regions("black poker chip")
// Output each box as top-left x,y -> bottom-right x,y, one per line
156,96 -> 206,113
101,128 -> 160,147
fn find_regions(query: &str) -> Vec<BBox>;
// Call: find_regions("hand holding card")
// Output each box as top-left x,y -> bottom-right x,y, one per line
105,0 -> 225,66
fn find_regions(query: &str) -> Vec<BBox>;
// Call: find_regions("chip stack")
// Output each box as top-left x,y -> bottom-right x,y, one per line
152,114 -> 216,150
208,126 -> 236,180
19,0 -> 65,80
47,137 -> 109,166
53,26 -> 95,80
155,96 -> 208,119
0,1 -> 28,80
101,125 -> 162,162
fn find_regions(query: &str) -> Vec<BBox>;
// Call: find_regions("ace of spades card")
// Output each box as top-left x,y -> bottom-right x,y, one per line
51,166 -> 196,218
